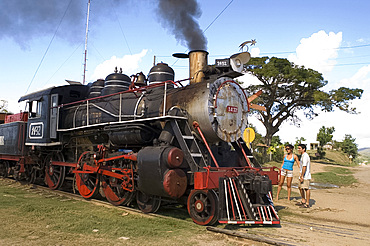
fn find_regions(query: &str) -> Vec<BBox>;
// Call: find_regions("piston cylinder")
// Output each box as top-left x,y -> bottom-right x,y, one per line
137,146 -> 187,198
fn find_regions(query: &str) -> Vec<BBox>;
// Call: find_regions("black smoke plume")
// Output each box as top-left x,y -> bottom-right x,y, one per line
156,0 -> 207,50
0,0 -> 87,49
0,0 -> 207,51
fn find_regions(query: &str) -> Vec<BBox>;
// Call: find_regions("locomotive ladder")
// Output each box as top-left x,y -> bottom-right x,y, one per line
170,119 -> 207,172
218,176 -> 280,225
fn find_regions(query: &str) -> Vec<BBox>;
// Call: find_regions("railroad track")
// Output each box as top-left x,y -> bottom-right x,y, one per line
3,178 -> 369,246
207,218 -> 370,246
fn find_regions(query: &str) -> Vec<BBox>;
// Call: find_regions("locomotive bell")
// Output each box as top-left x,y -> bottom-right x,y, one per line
134,72 -> 147,87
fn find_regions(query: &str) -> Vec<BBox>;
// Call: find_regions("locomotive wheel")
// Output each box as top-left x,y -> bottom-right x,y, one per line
24,164 -> 33,183
75,151 -> 101,199
0,161 -> 10,178
136,191 -> 161,213
44,152 -> 66,190
102,176 -> 135,206
29,168 -> 37,184
29,165 -> 40,184
187,189 -> 219,226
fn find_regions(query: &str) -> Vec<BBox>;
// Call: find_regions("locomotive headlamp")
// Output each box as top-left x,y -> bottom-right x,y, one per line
230,51 -> 251,73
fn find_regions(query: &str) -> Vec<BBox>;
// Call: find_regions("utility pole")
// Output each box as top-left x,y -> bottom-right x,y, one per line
83,0 -> 91,85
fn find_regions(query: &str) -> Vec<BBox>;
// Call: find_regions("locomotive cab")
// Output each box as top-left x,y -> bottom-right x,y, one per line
18,85 -> 89,146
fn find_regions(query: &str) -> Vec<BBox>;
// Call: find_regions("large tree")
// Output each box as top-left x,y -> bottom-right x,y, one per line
244,57 -> 363,147
341,134 -> 358,159
316,126 -> 335,158
0,100 -> 9,113
316,126 -> 335,146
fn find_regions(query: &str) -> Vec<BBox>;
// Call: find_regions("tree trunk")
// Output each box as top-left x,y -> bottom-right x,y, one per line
262,125 -> 279,164
265,127 -> 278,147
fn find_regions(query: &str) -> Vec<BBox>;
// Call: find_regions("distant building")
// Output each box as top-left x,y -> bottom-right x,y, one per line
310,142 -> 319,150
323,144 -> 333,150
302,141 -> 319,151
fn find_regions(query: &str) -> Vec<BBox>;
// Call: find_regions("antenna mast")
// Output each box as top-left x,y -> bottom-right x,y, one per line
83,0 -> 91,85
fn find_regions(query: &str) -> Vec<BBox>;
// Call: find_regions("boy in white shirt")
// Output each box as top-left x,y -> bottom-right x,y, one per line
297,144 -> 311,208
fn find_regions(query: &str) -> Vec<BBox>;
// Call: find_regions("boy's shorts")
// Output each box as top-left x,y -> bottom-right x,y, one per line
281,169 -> 293,178
299,179 -> 310,189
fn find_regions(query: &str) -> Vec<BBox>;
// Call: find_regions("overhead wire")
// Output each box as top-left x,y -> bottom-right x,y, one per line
110,0 -> 132,55
167,43 -> 370,67
260,43 -> 370,67
327,62 -> 370,67
202,0 -> 234,34
44,42 -> 84,86
90,43 -> 106,62
330,54 -> 370,60
25,0 -> 74,94
260,43 -> 370,56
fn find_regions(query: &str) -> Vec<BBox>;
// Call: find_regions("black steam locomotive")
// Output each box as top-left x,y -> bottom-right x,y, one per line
0,50 -> 279,225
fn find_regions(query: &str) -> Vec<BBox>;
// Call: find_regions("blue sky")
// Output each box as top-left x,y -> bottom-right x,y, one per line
0,0 -> 369,148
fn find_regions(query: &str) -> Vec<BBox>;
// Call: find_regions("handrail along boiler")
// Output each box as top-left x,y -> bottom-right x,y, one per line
0,49 -> 279,225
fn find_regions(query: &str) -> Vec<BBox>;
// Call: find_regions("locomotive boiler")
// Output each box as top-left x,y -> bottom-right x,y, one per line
0,49 -> 280,226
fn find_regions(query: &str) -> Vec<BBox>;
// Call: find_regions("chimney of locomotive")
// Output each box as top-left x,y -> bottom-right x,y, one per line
189,50 -> 208,84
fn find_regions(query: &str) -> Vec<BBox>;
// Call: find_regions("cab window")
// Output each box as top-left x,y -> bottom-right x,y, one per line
29,100 -> 42,118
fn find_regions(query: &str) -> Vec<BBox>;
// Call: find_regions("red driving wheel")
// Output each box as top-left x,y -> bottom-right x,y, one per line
74,151 -> 100,199
187,189 -> 219,226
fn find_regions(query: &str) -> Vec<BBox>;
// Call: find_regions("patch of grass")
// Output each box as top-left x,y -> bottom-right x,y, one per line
312,166 -> 357,186
263,161 -> 281,168
0,180 -> 215,246
325,166 -> 353,175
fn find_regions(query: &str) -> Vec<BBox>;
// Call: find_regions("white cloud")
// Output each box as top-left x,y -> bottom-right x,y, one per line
91,49 -> 148,80
250,47 -> 260,57
238,73 -> 263,88
356,38 -> 365,43
338,64 -> 370,89
288,30 -> 342,75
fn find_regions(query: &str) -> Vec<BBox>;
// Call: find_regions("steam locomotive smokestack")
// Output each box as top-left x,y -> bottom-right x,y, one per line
189,50 -> 208,84
156,0 -> 207,50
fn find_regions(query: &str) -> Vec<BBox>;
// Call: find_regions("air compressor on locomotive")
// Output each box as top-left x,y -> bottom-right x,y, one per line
0,49 -> 280,225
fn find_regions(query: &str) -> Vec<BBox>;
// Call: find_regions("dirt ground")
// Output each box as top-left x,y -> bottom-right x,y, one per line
241,162 -> 370,245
